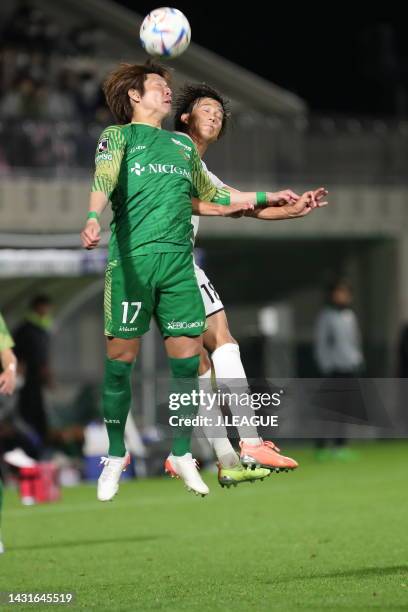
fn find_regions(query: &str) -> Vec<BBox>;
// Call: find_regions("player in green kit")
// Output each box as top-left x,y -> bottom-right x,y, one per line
81,61 -> 306,500
0,311 -> 18,553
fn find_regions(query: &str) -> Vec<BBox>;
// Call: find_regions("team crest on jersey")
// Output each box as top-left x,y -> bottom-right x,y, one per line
98,137 -> 109,153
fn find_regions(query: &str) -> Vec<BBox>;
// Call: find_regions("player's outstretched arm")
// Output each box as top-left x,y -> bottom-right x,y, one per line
222,183 -> 326,209
245,188 -> 328,221
223,186 -> 300,207
206,160 -> 324,210
192,146 -> 297,209
192,198 -> 254,217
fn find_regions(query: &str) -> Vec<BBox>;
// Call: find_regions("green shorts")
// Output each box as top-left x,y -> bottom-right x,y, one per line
104,251 -> 206,339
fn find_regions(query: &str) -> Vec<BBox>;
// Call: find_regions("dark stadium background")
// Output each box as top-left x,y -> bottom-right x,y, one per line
118,2 -> 408,115
0,2 -> 407,609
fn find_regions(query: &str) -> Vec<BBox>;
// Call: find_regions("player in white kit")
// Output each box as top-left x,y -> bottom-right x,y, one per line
169,84 -> 328,487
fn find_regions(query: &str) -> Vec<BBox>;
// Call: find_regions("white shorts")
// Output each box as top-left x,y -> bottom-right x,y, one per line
194,262 -> 224,318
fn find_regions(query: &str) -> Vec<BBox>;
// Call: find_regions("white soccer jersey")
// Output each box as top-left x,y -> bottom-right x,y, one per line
193,160 -> 226,316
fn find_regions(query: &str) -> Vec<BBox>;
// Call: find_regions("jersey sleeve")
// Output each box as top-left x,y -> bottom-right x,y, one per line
91,125 -> 126,199
191,146 -> 230,205
0,312 -> 14,352
207,169 -> 226,189
200,160 -> 226,189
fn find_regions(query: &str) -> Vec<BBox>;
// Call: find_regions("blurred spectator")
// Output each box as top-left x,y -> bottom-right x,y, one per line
315,280 -> 364,376
0,75 -> 41,118
46,70 -> 78,120
2,2 -> 61,54
69,22 -> 103,55
1,118 -> 35,167
0,0 -> 114,168
26,51 -> 48,82
314,280 -> 364,459
75,70 -> 103,120
13,295 -> 54,457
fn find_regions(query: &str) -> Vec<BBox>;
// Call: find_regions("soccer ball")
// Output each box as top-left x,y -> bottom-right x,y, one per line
140,7 -> 191,59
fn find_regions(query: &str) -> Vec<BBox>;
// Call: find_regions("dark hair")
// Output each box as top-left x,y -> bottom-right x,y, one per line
30,295 -> 52,309
173,83 -> 230,137
102,60 -> 171,124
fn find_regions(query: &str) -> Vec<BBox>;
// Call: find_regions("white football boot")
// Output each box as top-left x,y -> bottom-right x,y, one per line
97,453 -> 130,502
3,448 -> 37,468
164,453 -> 209,497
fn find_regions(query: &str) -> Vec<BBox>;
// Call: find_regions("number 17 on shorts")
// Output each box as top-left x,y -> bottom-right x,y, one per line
104,260 -> 150,338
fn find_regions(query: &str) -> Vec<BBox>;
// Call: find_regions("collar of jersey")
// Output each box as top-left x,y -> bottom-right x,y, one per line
130,122 -> 162,130
173,130 -> 194,143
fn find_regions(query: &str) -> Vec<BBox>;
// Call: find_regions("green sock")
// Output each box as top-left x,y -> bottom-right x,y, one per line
168,355 -> 200,456
102,357 -> 133,457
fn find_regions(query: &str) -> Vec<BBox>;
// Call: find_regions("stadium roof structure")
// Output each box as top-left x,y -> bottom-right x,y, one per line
39,0 -> 306,118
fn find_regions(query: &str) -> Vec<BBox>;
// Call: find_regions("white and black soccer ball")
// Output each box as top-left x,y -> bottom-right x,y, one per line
140,7 -> 191,59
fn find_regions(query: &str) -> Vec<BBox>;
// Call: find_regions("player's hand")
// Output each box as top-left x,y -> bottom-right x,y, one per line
81,219 -> 101,250
283,191 -> 317,218
266,190 -> 299,206
283,187 -> 329,217
0,368 -> 16,395
311,187 -> 328,208
222,202 -> 255,217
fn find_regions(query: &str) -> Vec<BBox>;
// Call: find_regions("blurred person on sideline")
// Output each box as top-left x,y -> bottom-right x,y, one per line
13,295 -> 54,457
314,280 -> 364,461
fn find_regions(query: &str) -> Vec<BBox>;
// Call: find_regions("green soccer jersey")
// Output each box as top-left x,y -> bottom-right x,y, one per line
0,312 -> 14,352
92,123 -> 230,260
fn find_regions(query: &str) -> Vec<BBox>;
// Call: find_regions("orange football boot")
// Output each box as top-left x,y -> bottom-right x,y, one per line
240,440 -> 298,472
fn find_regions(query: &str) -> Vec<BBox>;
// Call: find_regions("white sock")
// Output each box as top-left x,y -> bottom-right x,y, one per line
198,368 -> 238,467
211,343 -> 262,446
211,342 -> 246,378
208,439 -> 239,468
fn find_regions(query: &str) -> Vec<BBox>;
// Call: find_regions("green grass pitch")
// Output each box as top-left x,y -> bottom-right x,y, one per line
1,442 -> 407,610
